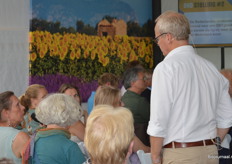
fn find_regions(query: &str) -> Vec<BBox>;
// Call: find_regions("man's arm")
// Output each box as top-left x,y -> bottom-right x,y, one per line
133,135 -> 150,153
217,128 -> 230,141
150,136 -> 164,164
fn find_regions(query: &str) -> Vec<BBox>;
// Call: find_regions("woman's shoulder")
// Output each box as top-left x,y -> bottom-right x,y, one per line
66,141 -> 86,164
17,131 -> 30,141
0,127 -> 21,137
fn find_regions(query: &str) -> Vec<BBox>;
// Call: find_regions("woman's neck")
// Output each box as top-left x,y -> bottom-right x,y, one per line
0,122 -> 9,127
91,160 -> 127,164
46,124 -> 66,129
0,121 -> 17,127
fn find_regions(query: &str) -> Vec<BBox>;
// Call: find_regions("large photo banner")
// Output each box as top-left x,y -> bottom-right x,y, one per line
179,0 -> 232,47
30,0 -> 154,101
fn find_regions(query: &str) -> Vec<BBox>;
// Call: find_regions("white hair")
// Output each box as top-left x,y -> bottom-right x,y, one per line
35,93 -> 82,127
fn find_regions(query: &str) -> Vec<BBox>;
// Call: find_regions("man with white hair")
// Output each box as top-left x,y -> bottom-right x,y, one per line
147,11 -> 232,164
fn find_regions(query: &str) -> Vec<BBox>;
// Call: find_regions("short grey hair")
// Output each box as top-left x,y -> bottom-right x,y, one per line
155,11 -> 190,40
35,93 -> 82,127
123,67 -> 145,89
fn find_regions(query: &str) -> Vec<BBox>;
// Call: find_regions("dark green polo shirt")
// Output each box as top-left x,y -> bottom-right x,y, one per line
122,90 -> 150,124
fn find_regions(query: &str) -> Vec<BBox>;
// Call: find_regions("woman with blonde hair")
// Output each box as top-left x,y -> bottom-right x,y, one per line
94,86 -> 150,156
20,84 -> 48,134
94,86 -> 122,107
85,105 -> 134,164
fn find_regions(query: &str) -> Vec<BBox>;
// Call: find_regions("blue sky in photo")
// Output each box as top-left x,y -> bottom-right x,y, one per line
31,0 -> 152,28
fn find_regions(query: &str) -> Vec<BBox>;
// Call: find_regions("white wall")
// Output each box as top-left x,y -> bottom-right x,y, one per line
0,0 -> 29,97
161,0 -> 232,70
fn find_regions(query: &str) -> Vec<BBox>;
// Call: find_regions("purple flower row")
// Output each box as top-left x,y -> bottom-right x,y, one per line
29,74 -> 98,102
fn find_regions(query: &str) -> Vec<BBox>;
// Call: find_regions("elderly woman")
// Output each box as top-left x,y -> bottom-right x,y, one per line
84,105 -> 134,164
0,91 -> 30,164
30,93 -> 85,164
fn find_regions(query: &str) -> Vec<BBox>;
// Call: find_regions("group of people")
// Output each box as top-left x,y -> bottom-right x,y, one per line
0,70 -> 151,164
1,10 -> 232,164
0,84 -> 87,164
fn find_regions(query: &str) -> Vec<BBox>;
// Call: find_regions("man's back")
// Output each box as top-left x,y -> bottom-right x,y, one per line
148,45 -> 232,145
148,10 -> 232,164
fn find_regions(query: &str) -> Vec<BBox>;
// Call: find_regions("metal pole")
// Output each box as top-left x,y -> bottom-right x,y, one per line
221,47 -> 225,69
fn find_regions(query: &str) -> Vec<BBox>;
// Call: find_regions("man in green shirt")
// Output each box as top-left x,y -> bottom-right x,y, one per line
122,67 -> 150,146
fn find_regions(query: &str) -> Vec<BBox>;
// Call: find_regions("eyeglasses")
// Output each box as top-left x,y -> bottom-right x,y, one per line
137,76 -> 147,81
154,33 -> 168,44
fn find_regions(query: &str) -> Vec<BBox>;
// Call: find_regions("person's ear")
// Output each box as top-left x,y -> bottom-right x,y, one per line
30,98 -> 37,109
167,33 -> 174,42
168,35 -> 172,41
130,81 -> 136,87
1,109 -> 9,121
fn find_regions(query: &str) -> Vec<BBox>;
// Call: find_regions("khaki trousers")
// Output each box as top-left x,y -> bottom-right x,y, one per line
162,145 -> 218,164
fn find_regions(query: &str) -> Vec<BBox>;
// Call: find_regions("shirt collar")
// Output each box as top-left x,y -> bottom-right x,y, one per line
164,45 -> 195,60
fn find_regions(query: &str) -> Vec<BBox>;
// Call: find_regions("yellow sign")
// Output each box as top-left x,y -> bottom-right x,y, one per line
179,0 -> 232,12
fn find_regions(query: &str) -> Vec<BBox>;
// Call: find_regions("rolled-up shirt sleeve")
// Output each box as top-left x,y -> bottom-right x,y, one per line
147,64 -> 173,138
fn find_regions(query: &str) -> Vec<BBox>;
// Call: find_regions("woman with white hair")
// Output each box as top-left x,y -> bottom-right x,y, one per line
58,83 -> 87,142
30,93 -> 85,164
